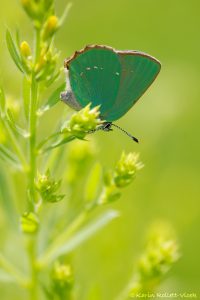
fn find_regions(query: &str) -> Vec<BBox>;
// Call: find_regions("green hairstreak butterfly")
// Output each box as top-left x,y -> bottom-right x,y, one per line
61,45 -> 161,142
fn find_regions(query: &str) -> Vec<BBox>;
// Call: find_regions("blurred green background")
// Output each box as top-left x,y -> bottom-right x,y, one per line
0,0 -> 200,299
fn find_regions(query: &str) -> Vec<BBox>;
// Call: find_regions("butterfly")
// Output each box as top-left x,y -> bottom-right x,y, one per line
61,45 -> 161,142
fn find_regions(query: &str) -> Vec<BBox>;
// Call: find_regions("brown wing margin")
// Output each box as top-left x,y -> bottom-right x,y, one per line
64,44 -> 161,70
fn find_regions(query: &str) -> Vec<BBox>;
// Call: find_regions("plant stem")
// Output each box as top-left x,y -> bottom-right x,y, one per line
28,74 -> 38,210
27,237 -> 38,300
27,26 -> 41,300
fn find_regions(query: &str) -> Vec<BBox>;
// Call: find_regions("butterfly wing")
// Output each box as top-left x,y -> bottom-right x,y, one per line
66,46 -> 161,121
67,46 -> 121,118
103,51 -> 161,121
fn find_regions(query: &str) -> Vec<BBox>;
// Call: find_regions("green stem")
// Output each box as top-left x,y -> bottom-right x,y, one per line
37,131 -> 62,151
26,26 -> 41,300
27,237 -> 38,300
28,74 -> 38,209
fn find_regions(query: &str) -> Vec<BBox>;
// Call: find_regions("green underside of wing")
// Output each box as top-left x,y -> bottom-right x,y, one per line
69,48 -> 121,117
103,54 -> 161,121
69,48 -> 161,121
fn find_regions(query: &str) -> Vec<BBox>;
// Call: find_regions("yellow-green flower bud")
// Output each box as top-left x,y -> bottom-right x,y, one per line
52,262 -> 73,289
43,16 -> 59,40
114,152 -> 144,187
20,212 -> 39,234
139,236 -> 179,278
20,41 -> 32,58
66,104 -> 101,139
127,222 -> 179,298
35,171 -> 65,203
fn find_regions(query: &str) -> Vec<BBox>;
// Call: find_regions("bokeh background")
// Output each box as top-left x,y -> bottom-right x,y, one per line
0,0 -> 200,299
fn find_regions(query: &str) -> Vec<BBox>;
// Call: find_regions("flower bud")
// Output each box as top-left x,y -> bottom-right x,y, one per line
21,0 -> 38,20
20,212 -> 39,234
20,41 -> 32,58
114,152 -> 144,187
43,16 -> 59,40
35,170 -> 65,203
52,262 -> 73,289
139,237 -> 179,279
128,222 -> 179,298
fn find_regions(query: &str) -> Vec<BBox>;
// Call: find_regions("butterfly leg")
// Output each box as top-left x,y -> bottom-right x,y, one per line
101,122 -> 113,131
87,122 -> 113,134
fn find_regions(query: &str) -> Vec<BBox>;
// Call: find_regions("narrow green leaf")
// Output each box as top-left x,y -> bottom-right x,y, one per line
59,3 -> 73,26
39,209 -> 119,266
41,134 -> 75,153
37,131 -> 61,151
15,28 -> 20,49
6,109 -> 30,138
0,86 -> 6,117
45,69 -> 61,87
0,144 -> 20,168
6,30 -> 24,73
85,163 -> 102,202
38,83 -> 65,115
22,76 -> 31,121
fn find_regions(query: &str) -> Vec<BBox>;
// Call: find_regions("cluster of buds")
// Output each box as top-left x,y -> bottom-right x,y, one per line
52,262 -> 73,288
34,46 -> 59,82
98,152 -> 143,205
35,170 -> 65,203
114,152 -> 144,188
21,0 -> 54,27
129,222 -> 179,297
19,1 -> 61,83
138,223 -> 179,280
50,262 -> 73,298
64,104 -> 102,139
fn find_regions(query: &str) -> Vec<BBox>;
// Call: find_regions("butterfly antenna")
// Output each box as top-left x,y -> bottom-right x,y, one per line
111,123 -> 139,143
